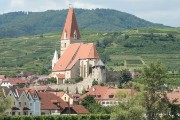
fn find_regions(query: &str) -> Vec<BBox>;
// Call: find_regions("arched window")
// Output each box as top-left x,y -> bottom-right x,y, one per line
64,31 -> 67,39
74,30 -> 77,39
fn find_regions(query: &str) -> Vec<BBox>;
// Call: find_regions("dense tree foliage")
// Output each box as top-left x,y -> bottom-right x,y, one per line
81,95 -> 113,114
0,88 -> 11,115
111,63 -> 180,120
111,92 -> 146,120
0,9 -> 168,38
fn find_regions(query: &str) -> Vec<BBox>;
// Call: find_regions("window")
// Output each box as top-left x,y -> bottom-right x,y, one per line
102,102 -> 105,104
64,32 -> 67,39
18,112 -> 21,115
64,97 -> 66,101
30,103 -> 32,106
109,95 -> 114,98
12,112 -> 15,115
74,31 -> 77,39
24,102 -> 26,105
64,43 -> 66,48
19,102 -> 21,107
14,102 -> 15,105
106,102 -> 109,104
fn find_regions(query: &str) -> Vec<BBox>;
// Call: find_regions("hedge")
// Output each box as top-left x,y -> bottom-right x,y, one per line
0,114 -> 110,120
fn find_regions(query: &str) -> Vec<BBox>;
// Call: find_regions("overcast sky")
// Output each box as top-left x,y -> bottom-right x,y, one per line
0,0 -> 179,27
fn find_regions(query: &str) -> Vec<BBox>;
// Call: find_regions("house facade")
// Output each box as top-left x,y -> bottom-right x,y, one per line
3,87 -> 41,115
50,7 -> 106,85
80,85 -> 136,106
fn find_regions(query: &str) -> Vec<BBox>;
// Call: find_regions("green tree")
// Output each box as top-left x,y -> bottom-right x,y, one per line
0,88 -> 11,115
92,79 -> 98,86
142,62 -> 168,120
81,95 -> 113,114
111,92 -> 146,120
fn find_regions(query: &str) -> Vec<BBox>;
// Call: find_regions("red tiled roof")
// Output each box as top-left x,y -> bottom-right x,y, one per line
53,43 -> 99,72
61,7 -> 81,40
38,92 -> 68,110
72,105 -> 90,114
80,85 -> 136,100
167,92 -> 180,104
0,75 -> 6,79
50,92 -> 65,98
4,78 -> 27,85
56,74 -> 65,79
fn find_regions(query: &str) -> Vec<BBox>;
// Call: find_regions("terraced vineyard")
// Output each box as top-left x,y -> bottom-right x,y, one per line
0,28 -> 180,77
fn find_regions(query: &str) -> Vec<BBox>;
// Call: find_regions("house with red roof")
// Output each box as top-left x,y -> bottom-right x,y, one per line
80,85 -> 136,106
38,92 -> 68,115
61,105 -> 90,115
50,7 -> 106,85
0,75 -> 6,81
1,78 -> 27,88
2,87 -> 41,115
50,92 -> 80,105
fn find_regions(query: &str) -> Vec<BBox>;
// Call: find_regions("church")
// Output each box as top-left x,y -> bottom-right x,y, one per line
50,7 -> 106,85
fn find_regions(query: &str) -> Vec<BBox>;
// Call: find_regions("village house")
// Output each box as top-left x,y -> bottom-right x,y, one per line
2,87 -> 89,115
0,75 -> 6,83
2,87 -> 41,115
167,88 -> 180,105
50,92 -> 80,105
50,7 -> 106,85
61,105 -> 90,115
37,92 -> 67,115
79,85 -> 136,106
1,78 -> 27,88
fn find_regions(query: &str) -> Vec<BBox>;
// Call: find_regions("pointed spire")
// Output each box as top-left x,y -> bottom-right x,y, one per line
61,7 -> 81,40
53,50 -> 58,60
52,50 -> 58,70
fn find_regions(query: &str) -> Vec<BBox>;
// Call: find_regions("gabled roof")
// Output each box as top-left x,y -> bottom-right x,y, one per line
56,74 -> 65,79
3,78 -> 27,85
61,7 -> 81,40
50,92 -> 65,98
72,105 -> 90,114
80,85 -> 136,100
53,43 -> 99,72
61,105 -> 90,114
38,92 -> 68,110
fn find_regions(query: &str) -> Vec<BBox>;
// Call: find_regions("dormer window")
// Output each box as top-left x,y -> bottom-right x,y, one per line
74,30 -> 77,39
64,31 -> 67,39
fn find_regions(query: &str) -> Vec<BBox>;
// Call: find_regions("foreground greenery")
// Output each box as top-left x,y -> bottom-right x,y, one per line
111,62 -> 180,120
0,9 -> 167,38
0,88 -> 11,115
0,114 -> 110,120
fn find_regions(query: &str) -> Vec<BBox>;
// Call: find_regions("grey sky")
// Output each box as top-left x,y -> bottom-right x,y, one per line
0,0 -> 179,27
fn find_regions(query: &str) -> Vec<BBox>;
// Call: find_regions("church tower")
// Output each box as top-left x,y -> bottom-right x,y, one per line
60,7 -> 81,56
52,50 -> 58,70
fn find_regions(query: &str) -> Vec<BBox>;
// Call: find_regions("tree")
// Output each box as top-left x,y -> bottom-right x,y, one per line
75,76 -> 83,83
142,62 -> 170,120
121,70 -> 132,83
111,92 -> 146,120
92,79 -> 98,86
118,70 -> 132,88
0,88 -> 11,115
81,95 -> 113,114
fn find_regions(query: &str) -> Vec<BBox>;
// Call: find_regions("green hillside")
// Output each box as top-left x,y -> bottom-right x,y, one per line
0,28 -> 179,78
0,9 -> 169,38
